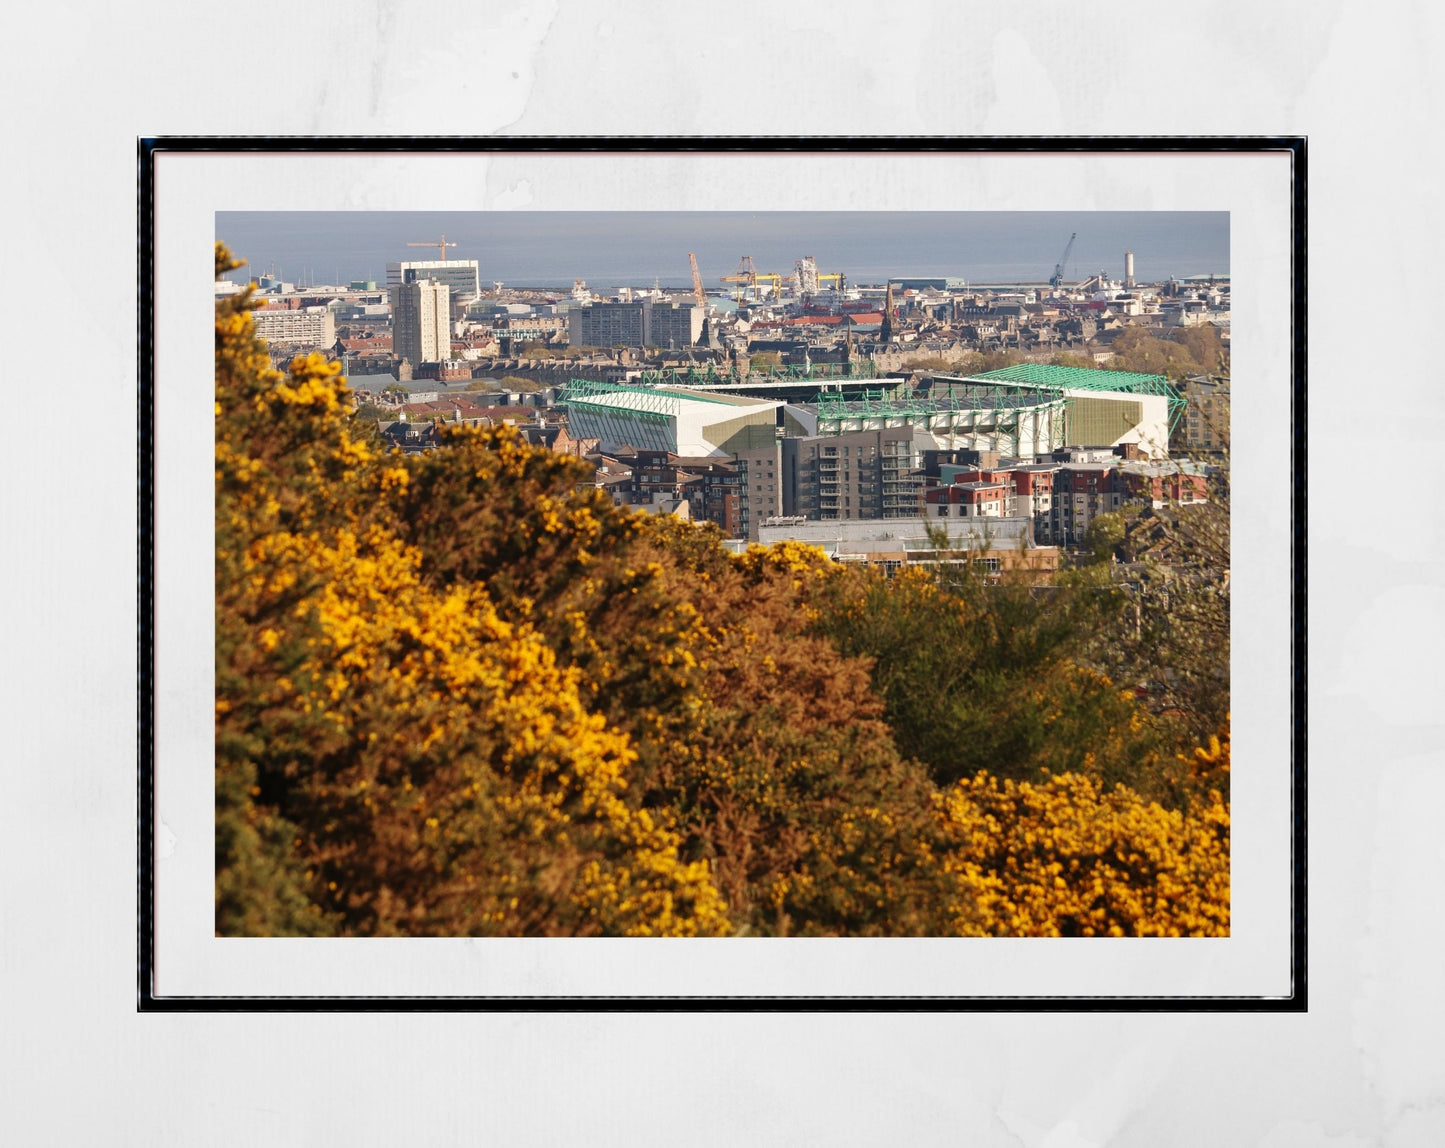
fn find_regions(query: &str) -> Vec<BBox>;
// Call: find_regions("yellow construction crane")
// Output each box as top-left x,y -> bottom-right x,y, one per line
407,235 -> 457,262
688,252 -> 706,305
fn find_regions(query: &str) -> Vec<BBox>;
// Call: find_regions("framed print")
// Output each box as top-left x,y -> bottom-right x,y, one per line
140,137 -> 1304,1008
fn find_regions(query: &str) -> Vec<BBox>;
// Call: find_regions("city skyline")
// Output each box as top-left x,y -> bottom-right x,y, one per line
217,210 -> 1229,290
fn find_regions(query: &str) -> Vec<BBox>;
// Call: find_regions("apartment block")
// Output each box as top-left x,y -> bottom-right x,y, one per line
393,278 -> 451,367
784,427 -> 923,522
619,445 -> 781,541
1175,375 -> 1230,454
734,443 -> 783,541
250,306 -> 335,349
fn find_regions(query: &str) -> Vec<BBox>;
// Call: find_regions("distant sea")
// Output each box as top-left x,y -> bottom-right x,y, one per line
217,211 -> 1229,291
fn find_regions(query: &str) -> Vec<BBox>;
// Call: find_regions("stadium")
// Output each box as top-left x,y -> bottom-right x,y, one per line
801,364 -> 1183,459
557,380 -> 782,456
559,364 -> 1184,461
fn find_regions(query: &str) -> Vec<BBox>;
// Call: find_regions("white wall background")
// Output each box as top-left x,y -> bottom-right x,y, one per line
4,1 -> 1443,1144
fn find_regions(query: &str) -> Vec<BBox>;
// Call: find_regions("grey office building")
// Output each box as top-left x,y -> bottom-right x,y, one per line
568,300 -> 704,348
386,260 -> 481,311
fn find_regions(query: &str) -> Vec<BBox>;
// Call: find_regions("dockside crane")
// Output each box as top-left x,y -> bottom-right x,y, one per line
719,255 -> 758,303
1049,232 -> 1077,290
752,273 -> 783,298
719,256 -> 788,304
688,252 -> 707,305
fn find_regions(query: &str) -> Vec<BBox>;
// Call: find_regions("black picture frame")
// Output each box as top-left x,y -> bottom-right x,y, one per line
139,135 -> 1305,1012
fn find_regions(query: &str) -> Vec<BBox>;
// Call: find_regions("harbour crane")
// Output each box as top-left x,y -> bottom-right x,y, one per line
719,255 -> 759,303
719,256 -> 786,303
1049,232 -> 1077,290
752,273 -> 784,298
408,234 -> 457,262
688,252 -> 707,305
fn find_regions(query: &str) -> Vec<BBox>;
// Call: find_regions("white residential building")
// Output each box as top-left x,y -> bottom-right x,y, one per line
250,306 -> 335,349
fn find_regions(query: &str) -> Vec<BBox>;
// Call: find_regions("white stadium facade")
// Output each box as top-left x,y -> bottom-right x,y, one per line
558,381 -> 783,457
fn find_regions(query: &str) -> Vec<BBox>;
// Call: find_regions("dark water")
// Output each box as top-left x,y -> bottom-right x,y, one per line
217,210 -> 1228,290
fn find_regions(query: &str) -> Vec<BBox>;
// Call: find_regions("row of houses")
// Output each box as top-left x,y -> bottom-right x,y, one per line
924,450 -> 1209,546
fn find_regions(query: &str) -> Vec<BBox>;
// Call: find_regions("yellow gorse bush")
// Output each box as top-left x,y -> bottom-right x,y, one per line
215,244 -> 726,937
937,720 -> 1230,936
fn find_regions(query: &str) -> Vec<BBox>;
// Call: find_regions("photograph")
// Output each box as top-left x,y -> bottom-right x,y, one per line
211,207 -> 1235,942
144,142 -> 1296,1002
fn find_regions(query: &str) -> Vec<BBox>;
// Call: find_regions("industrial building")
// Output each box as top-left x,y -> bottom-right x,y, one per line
888,277 -> 971,291
753,516 -> 1059,578
559,380 -> 781,458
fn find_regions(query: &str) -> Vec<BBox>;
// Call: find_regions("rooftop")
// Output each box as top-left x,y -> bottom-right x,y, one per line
970,363 -> 1175,393
558,379 -> 782,416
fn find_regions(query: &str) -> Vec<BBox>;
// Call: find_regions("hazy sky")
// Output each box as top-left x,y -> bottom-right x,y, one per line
217,210 -> 1228,289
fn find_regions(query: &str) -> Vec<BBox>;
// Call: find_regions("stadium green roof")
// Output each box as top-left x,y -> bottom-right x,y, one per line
558,379 -> 742,408
971,363 -> 1175,392
935,364 -> 1186,431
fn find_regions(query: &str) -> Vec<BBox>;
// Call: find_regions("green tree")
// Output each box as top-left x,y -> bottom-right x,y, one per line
1103,327 -> 1227,380
900,356 -> 957,373
809,555 -> 1179,801
1074,496 -> 1230,750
